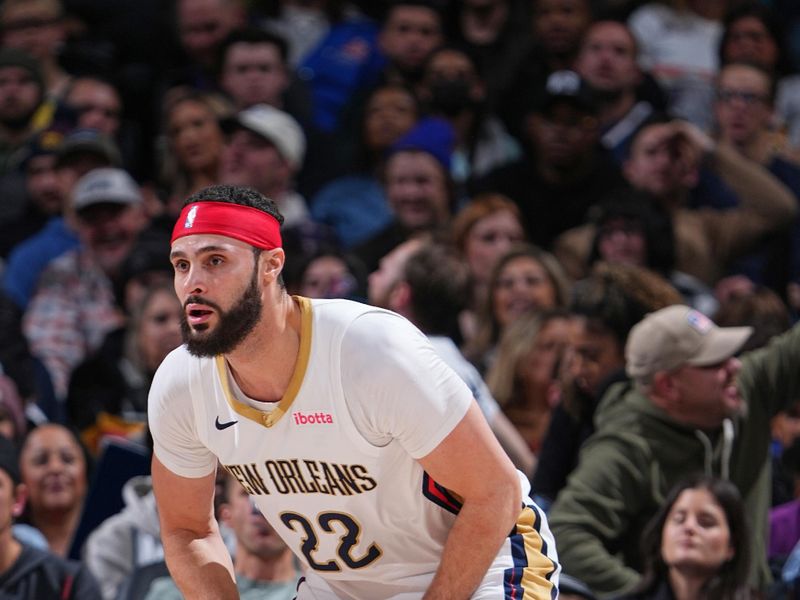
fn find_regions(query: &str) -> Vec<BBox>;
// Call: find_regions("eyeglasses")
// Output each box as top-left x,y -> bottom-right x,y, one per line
716,88 -> 769,105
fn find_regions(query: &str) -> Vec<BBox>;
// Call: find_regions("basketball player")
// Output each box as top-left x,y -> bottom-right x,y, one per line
148,184 -> 560,599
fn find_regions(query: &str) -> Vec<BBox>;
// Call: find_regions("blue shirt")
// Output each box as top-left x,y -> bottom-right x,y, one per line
2,217 -> 79,309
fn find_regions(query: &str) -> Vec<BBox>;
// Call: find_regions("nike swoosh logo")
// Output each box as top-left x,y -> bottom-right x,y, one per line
215,416 -> 238,430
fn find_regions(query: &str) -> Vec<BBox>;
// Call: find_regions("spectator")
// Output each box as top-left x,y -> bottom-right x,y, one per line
712,283 -> 796,508
219,103 -> 309,229
311,82 -> 420,249
289,247 -> 367,301
464,243 -> 570,374
18,424 -> 89,558
143,469 -> 301,600
500,0 -> 593,139
158,88 -> 231,214
555,117 -> 797,286
2,128 -> 121,312
0,0 -> 70,100
443,0 -> 533,111
83,476 -> 163,600
0,48 -> 45,178
66,281 -> 182,455
0,290 -> 38,408
574,19 -> 657,162
472,70 -> 626,250
717,2 -> 800,150
570,194 -> 718,314
486,310 -> 570,454
218,27 -> 292,113
451,193 -> 527,343
532,262 -> 682,510
417,45 -> 520,187
260,2 -> 384,136
378,0 -> 444,88
615,474 -> 753,600
0,126 -> 66,258
170,0 -> 245,91
352,116 -> 456,273
0,433 -> 101,598
627,0 -> 726,130
23,167 -> 147,403
713,62 -> 800,295
0,369 -> 27,447
62,77 -> 122,139
549,304 -> 800,596
368,237 -> 535,475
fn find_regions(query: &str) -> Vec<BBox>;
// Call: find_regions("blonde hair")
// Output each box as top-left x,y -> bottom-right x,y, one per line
464,243 -> 571,367
157,87 -> 234,199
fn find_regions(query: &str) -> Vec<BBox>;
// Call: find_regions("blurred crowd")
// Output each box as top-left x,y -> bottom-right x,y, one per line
1,0 -> 800,598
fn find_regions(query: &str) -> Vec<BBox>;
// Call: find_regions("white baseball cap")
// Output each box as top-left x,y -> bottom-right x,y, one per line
223,104 -> 306,171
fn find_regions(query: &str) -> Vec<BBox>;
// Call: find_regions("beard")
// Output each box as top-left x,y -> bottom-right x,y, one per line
181,266 -> 263,357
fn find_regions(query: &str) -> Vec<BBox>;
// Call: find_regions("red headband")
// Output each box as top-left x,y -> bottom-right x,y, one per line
171,201 -> 282,249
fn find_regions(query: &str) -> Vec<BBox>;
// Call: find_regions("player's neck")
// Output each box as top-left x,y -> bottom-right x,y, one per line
224,293 -> 302,403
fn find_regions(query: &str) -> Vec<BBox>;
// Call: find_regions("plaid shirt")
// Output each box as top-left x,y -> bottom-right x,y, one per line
23,249 -> 124,400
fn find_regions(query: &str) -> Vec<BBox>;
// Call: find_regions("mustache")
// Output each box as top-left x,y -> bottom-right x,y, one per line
184,295 -> 223,312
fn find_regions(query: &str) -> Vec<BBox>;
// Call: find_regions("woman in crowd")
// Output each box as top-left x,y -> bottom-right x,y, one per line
311,82 -> 421,248
587,197 -> 718,315
464,243 -> 570,373
485,310 -> 570,453
289,246 -> 368,301
616,474 -> 753,600
158,88 -> 233,215
451,193 -> 527,342
18,424 -> 90,557
67,281 -> 182,455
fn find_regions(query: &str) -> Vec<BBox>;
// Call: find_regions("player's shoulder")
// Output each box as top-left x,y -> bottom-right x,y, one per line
151,344 -> 214,391
310,297 -> 418,340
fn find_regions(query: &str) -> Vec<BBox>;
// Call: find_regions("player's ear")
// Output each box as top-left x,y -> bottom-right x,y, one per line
261,248 -> 285,284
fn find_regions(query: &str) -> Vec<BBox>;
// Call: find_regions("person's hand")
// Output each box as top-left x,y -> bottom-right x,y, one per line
670,119 -> 715,155
668,120 -> 712,188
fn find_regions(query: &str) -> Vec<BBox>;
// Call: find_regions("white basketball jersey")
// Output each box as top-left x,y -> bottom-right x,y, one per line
149,297 -> 559,599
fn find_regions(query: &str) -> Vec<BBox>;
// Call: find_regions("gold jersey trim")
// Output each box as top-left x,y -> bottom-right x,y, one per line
214,295 -> 313,428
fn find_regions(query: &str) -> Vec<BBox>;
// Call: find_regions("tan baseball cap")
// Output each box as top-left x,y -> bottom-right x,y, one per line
626,305 -> 753,380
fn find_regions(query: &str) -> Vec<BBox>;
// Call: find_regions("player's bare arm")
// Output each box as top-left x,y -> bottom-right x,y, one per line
152,455 -> 238,599
418,402 -> 521,599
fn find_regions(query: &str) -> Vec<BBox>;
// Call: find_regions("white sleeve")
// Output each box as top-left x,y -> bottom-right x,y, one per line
147,349 -> 217,478
340,311 -> 473,459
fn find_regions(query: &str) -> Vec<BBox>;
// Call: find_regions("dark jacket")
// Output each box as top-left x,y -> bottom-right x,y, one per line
0,545 -> 101,599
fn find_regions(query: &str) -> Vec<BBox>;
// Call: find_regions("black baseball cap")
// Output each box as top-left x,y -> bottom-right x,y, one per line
535,70 -> 597,115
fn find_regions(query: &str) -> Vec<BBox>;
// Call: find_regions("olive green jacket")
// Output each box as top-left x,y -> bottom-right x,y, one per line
548,323 -> 800,597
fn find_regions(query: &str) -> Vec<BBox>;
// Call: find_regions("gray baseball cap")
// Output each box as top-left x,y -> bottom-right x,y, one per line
72,167 -> 142,212
626,305 -> 752,380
